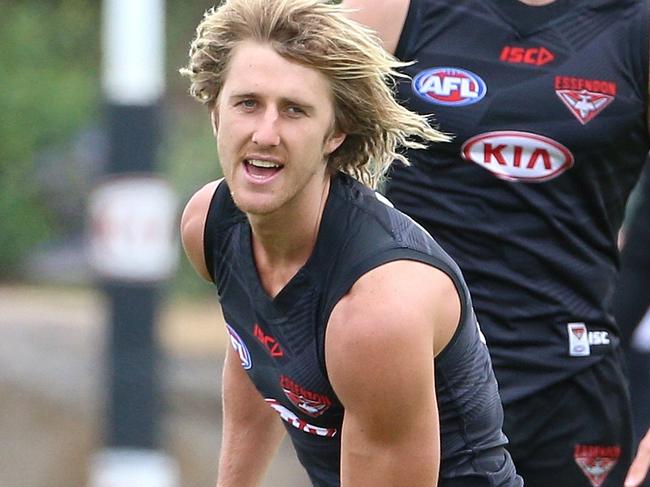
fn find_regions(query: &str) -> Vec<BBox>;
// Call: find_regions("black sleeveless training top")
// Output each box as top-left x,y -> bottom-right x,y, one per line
204,172 -> 521,486
388,0 -> 650,404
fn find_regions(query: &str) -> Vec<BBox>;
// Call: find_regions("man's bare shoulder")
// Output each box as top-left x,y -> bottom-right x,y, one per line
180,179 -> 223,282
325,260 -> 459,374
341,0 -> 410,55
324,260 -> 449,424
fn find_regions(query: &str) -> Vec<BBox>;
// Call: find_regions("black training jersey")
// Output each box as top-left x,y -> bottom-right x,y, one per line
204,173 -> 521,486
389,0 -> 650,404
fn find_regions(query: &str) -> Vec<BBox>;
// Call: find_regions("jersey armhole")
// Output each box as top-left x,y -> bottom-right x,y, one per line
203,178 -> 227,282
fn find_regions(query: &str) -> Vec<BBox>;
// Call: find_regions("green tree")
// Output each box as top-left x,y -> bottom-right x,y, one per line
0,0 -> 100,277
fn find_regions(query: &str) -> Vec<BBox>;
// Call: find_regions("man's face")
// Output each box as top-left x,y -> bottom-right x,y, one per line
213,40 -> 346,217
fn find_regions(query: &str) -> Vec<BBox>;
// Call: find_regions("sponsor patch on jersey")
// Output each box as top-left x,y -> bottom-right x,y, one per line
568,322 -> 590,357
500,46 -> 555,66
461,131 -> 574,182
280,375 -> 332,418
574,444 -> 620,487
266,398 -> 337,437
554,76 -> 616,124
413,67 -> 487,106
567,322 -> 612,357
226,323 -> 252,369
253,323 -> 284,358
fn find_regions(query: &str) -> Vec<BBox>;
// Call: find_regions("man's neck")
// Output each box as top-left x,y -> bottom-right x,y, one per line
249,175 -> 331,298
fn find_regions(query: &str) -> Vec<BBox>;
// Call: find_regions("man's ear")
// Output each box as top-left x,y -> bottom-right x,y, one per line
325,131 -> 347,156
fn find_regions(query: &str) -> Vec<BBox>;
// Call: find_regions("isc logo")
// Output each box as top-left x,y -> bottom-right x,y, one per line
461,131 -> 574,182
499,46 -> 555,66
413,67 -> 487,106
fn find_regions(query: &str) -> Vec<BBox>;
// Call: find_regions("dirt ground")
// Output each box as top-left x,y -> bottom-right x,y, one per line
0,284 -> 310,487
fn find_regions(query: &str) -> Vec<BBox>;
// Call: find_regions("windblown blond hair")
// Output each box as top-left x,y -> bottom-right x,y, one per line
180,0 -> 449,189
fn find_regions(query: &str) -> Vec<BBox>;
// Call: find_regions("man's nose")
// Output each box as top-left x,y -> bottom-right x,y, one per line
252,109 -> 280,146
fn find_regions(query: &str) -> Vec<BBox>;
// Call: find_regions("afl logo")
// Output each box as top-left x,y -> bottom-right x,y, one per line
461,131 -> 574,182
226,323 -> 252,369
413,67 -> 487,106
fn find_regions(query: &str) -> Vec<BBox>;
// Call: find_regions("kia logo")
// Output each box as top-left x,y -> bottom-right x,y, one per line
461,131 -> 574,182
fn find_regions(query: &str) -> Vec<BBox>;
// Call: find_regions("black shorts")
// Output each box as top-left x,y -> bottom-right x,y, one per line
503,350 -> 634,487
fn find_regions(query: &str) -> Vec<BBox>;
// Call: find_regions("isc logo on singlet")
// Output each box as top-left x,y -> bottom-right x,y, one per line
413,67 -> 487,106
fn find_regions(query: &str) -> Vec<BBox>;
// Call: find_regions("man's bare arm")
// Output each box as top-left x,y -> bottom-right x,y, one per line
216,347 -> 286,487
326,260 -> 459,486
180,179 -> 222,282
340,0 -> 410,55
625,427 -> 650,486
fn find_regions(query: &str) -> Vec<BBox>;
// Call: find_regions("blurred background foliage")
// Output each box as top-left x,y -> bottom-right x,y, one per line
0,0 -> 219,295
0,0 -> 99,277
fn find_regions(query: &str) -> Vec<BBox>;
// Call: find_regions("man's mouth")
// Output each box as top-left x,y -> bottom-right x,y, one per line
245,159 -> 283,180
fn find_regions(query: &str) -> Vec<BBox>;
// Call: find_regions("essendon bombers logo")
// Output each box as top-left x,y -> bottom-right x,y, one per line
555,76 -> 616,125
281,375 -> 332,417
266,399 -> 337,437
574,444 -> 621,487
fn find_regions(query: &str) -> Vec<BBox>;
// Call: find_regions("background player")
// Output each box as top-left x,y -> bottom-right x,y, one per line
343,0 -> 650,486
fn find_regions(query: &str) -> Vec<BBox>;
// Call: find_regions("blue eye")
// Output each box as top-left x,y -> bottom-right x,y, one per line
238,99 -> 256,109
286,106 -> 305,115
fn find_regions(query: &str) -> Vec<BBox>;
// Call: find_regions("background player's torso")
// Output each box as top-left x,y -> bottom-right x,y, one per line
388,0 -> 650,403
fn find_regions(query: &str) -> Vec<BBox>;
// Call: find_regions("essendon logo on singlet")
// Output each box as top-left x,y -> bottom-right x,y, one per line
413,67 -> 487,106
574,444 -> 621,487
265,398 -> 337,437
555,76 -> 616,125
280,375 -> 332,417
500,46 -> 555,66
461,131 -> 574,182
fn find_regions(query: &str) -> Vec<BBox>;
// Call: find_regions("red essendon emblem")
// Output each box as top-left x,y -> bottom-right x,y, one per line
574,444 -> 621,487
572,327 -> 585,339
556,89 -> 614,125
554,76 -> 616,125
280,375 -> 332,418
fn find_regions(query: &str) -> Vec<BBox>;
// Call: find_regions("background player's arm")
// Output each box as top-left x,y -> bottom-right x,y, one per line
623,46 -> 650,485
216,347 -> 286,487
626,427 -> 650,486
326,260 -> 458,486
180,179 -> 222,282
340,0 -> 409,55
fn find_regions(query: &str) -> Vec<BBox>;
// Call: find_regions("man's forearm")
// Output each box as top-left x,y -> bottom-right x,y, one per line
216,348 -> 286,487
216,418 -> 285,487
340,424 -> 439,486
